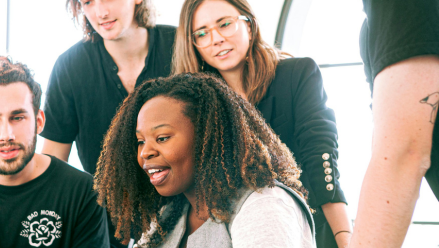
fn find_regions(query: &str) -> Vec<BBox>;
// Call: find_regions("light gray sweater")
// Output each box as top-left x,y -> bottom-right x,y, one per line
135,182 -> 315,248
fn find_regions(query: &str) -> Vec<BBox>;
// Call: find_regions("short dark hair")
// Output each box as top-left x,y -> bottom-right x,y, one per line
0,56 -> 42,115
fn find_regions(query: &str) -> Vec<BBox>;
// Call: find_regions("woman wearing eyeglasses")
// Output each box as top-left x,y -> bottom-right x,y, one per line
172,1 -> 351,247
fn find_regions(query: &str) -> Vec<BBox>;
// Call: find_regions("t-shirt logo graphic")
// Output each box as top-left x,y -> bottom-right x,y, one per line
20,210 -> 63,247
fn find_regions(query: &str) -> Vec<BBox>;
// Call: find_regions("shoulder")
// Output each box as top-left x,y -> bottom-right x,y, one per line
150,25 -> 176,57
241,186 -> 304,215
154,24 -> 177,33
54,39 -> 99,71
57,40 -> 96,63
152,24 -> 177,40
361,0 -> 439,83
49,40 -> 101,87
276,57 -> 319,74
230,186 -> 314,247
268,57 -> 321,94
48,155 -> 94,187
231,186 -> 307,229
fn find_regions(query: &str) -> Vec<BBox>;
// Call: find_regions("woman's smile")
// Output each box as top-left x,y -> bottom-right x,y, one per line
142,164 -> 172,186
136,96 -> 196,197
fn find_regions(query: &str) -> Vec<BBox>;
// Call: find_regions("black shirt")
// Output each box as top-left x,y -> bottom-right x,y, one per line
360,0 -> 439,200
360,0 -> 439,93
41,25 -> 176,175
256,58 -> 345,248
256,58 -> 346,208
0,155 -> 109,248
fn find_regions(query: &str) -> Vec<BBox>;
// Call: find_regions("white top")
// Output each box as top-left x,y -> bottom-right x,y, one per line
134,185 -> 315,248
231,186 -> 315,248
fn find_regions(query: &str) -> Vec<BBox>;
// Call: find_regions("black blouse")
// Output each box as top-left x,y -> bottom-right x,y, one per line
256,57 -> 347,208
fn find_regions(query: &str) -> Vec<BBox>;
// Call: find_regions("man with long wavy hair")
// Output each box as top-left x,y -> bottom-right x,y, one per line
40,1 -> 176,247
0,56 -> 109,248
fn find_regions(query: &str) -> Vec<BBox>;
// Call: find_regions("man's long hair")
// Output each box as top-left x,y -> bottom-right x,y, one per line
66,0 -> 156,41
94,73 -> 307,246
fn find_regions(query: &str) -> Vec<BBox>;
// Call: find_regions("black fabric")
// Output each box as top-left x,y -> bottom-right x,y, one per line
256,57 -> 345,248
361,0 -> 439,201
0,155 -> 109,248
314,207 -> 337,248
40,25 -> 176,175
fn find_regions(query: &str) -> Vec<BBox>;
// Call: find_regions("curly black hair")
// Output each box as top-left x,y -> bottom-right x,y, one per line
94,73 -> 308,246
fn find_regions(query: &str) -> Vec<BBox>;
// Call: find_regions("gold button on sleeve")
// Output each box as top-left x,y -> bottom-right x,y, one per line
324,168 -> 332,175
322,153 -> 330,160
326,184 -> 334,191
325,175 -> 333,182
323,161 -> 330,168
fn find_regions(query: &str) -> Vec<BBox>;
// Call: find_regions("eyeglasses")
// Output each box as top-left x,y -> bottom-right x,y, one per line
192,15 -> 249,48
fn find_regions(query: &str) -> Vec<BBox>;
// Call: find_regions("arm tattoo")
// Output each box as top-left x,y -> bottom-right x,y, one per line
420,92 -> 439,124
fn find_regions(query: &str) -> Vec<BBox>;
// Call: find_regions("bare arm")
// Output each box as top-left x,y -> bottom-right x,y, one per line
349,56 -> 439,248
41,138 -> 73,162
321,202 -> 352,248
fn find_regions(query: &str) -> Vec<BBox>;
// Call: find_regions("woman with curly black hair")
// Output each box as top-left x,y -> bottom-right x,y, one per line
94,73 -> 315,248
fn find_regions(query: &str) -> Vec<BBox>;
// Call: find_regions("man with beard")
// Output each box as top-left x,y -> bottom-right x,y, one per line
0,56 -> 110,248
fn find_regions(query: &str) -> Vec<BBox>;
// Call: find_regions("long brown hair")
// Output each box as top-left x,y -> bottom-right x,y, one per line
172,0 -> 291,104
94,73 -> 307,246
66,0 -> 156,42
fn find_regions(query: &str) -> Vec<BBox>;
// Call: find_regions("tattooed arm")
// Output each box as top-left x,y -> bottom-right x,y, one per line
350,56 -> 439,248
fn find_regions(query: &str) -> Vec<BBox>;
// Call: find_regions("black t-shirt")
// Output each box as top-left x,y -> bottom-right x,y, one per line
40,25 -> 176,175
360,0 -> 439,200
0,155 -> 109,248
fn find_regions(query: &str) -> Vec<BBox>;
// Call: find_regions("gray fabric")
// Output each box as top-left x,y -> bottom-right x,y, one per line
274,181 -> 315,237
230,185 -> 315,248
158,204 -> 233,248
227,180 -> 315,238
136,182 -> 315,248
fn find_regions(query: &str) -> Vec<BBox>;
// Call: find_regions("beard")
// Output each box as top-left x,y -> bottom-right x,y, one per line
0,135 -> 37,176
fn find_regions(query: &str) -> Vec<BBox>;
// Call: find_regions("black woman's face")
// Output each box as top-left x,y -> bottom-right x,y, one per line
136,96 -> 196,197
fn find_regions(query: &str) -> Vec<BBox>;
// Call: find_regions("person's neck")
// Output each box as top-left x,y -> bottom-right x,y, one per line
184,188 -> 209,224
103,26 -> 149,68
0,153 -> 51,186
219,69 -> 248,101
